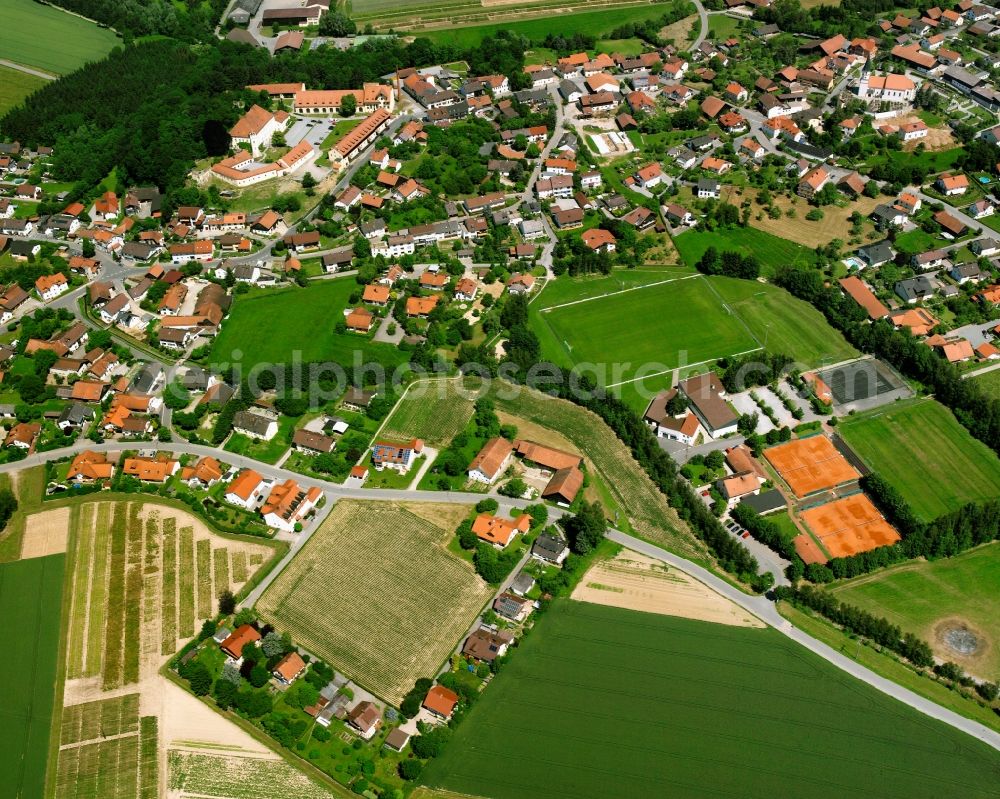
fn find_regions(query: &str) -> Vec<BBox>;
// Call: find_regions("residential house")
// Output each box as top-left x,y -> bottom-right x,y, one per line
225,469 -> 266,508
467,437 -> 514,484
233,408 -> 279,440
371,439 -> 424,473
261,479 -> 322,532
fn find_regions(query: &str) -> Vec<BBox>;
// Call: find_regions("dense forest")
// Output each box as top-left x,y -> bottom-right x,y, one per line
45,0 -> 229,41
0,32 -> 526,209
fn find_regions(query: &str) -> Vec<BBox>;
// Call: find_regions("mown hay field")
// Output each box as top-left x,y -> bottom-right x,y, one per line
256,500 -> 492,704
380,378 -> 477,445
421,600 -> 1000,799
838,398 -> 1000,521
353,0 -> 671,39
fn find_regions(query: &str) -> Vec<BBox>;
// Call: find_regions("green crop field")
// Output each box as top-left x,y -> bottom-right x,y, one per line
0,554 -> 65,799
673,227 -> 818,276
421,600 -> 1000,799
352,0 -> 677,46
0,0 -> 119,75
533,275 -> 759,382
831,544 -> 1000,679
209,279 -> 407,373
0,65 -> 49,116
709,276 -> 858,368
838,398 -> 1000,521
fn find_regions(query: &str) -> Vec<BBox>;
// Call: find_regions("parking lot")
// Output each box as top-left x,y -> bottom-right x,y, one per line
284,116 -> 338,149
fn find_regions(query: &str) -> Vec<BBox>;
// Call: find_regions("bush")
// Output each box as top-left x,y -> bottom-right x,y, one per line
399,759 -> 423,780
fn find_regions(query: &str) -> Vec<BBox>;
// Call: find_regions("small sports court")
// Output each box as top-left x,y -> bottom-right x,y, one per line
763,435 -> 860,498
800,494 -> 901,560
816,358 -> 912,414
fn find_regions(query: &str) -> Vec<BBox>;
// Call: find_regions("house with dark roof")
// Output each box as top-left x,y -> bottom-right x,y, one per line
677,373 -> 738,437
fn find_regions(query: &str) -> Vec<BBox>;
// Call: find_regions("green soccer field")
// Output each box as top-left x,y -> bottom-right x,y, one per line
709,276 -> 858,368
208,279 -> 407,374
838,398 -> 1000,521
0,0 -> 119,75
673,227 -> 818,277
831,544 -> 1000,679
421,600 -> 1000,798
0,554 -> 65,799
533,275 -> 760,383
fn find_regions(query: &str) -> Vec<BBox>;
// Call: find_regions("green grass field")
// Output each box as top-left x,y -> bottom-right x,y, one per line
0,65 -> 49,116
380,378 -> 476,446
972,368 -> 1000,397
422,600 -> 1000,798
831,544 -> 1000,679
408,4 -> 678,47
673,227 -> 818,277
209,279 -> 406,373
838,398 -> 1000,521
532,275 -> 759,382
709,276 -> 858,368
0,0 -> 119,75
0,554 -> 65,799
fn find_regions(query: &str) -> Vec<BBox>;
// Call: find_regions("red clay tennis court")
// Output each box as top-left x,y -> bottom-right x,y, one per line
800,494 -> 901,559
792,534 -> 828,565
763,436 -> 860,498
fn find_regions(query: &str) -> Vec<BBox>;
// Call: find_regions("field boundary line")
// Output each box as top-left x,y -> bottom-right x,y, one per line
604,346 -> 764,388
539,273 -> 700,312
701,275 -> 763,349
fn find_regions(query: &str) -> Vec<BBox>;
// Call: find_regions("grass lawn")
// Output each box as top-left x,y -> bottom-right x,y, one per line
893,228 -> 949,255
971,367 -> 1000,396
209,279 -> 406,373
421,599 -> 1000,798
709,276 -> 858,368
594,37 -> 644,55
223,414 -> 297,464
0,554 -> 65,799
831,543 -> 1000,679
838,398 -> 1000,520
673,227 -> 818,277
0,0 -> 119,75
706,13 -> 741,39
0,65 -> 48,116
532,275 -> 759,381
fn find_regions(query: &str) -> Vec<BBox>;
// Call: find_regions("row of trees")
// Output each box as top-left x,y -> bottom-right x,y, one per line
775,263 -> 1000,458
774,584 -> 935,668
481,290 -> 765,587
804,474 -> 1000,583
